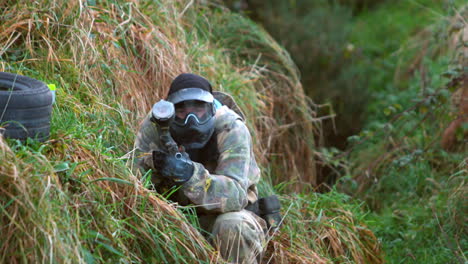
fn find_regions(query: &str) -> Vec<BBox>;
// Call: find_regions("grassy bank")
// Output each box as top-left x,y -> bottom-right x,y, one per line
0,1 -> 382,263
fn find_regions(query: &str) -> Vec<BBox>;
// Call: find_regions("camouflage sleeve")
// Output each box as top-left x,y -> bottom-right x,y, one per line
134,113 -> 161,174
181,119 -> 254,213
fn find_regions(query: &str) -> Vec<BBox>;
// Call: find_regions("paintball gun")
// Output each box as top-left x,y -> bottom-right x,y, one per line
150,100 -> 183,159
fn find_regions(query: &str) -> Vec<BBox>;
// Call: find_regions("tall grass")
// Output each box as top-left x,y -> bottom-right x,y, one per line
267,191 -> 382,264
1,0 -> 219,262
0,0 -> 382,263
0,136 -> 216,263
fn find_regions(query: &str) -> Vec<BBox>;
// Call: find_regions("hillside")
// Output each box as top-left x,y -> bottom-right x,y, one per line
0,1 -> 382,263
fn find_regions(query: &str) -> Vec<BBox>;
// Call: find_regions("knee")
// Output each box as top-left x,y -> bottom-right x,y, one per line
212,212 -> 255,237
211,211 -> 266,247
210,211 -> 266,263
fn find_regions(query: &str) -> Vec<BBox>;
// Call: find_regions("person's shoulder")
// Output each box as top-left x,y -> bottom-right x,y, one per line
214,105 -> 245,132
213,91 -> 245,120
137,111 -> 154,133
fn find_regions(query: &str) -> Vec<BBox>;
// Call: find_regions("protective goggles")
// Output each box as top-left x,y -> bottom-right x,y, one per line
174,100 -> 214,125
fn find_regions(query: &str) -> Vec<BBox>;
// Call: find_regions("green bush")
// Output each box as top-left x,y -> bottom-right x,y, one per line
342,1 -> 467,262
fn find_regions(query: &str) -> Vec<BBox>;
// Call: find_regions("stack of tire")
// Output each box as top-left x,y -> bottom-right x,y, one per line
0,72 -> 53,142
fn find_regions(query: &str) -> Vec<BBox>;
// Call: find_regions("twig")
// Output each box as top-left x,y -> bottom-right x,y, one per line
179,0 -> 194,19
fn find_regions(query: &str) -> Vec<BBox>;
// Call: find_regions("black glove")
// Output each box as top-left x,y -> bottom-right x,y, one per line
259,195 -> 282,231
152,150 -> 194,185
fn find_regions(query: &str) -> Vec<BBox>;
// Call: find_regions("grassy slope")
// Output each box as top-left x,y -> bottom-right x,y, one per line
0,1 -> 382,263
342,1 -> 467,263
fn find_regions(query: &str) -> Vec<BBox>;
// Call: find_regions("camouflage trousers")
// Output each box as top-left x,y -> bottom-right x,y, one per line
200,210 -> 267,264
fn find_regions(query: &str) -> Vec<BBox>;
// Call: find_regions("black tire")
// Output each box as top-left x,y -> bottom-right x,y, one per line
0,72 -> 53,142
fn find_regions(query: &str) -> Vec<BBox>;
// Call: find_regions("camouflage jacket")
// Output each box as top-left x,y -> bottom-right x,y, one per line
135,104 -> 260,214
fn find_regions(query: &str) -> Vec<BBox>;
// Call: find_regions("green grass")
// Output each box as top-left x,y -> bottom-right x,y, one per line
341,1 -> 468,263
350,0 -> 464,119
363,154 -> 466,263
275,190 -> 382,263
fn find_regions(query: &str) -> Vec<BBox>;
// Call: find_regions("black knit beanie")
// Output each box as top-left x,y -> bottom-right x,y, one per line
168,73 -> 212,97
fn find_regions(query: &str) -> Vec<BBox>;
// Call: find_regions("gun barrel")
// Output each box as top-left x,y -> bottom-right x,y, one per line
150,100 -> 181,158
151,100 -> 175,124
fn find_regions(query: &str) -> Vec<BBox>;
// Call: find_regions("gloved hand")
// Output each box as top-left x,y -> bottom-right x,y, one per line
152,149 -> 194,185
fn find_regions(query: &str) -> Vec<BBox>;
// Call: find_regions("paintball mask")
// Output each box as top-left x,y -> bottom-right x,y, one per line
167,88 -> 216,150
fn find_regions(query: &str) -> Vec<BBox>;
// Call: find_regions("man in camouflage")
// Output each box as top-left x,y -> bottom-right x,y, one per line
135,73 -> 267,263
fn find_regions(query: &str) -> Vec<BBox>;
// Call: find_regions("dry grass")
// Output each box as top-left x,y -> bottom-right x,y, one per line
263,193 -> 383,264
265,235 -> 331,264
0,2 -> 218,262
0,135 -> 218,263
200,10 -> 319,188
